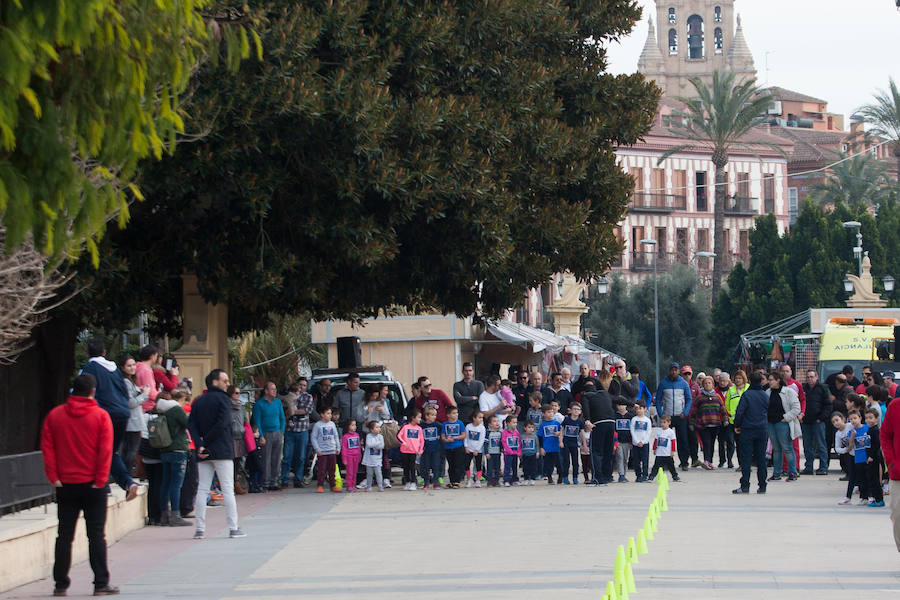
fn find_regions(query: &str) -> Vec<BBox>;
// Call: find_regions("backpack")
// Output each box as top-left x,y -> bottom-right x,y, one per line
148,413 -> 172,449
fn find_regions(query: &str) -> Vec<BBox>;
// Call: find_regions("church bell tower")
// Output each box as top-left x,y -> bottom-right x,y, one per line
637,1 -> 757,97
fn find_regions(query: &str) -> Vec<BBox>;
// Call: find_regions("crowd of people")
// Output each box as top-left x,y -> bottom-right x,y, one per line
40,345 -> 900,594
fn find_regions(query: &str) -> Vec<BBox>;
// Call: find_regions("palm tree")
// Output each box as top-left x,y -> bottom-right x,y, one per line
231,314 -> 326,388
658,70 -> 782,302
811,151 -> 890,209
856,78 -> 900,183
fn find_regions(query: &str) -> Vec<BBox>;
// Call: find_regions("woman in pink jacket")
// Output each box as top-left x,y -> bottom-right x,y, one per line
397,409 -> 425,490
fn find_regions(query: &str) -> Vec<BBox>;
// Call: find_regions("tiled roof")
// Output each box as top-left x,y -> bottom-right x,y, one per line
768,126 -> 846,163
763,86 -> 826,104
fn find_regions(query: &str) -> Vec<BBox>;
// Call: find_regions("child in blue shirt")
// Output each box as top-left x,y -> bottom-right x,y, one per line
420,406 -> 442,490
484,415 -> 503,486
559,402 -> 586,485
441,406 -> 466,488
840,410 -> 870,505
521,422 -> 539,485
537,405 -> 562,484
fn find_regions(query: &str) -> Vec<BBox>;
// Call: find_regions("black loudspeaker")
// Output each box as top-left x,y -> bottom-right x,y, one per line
336,336 -> 362,368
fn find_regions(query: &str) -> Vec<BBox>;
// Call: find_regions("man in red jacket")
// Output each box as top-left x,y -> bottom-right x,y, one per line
41,373 -> 120,596
882,398 -> 900,552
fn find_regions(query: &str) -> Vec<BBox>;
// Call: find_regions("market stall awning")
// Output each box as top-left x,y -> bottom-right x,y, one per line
481,320 -> 623,368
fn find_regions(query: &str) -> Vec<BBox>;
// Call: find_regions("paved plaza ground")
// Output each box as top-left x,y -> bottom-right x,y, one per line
3,466 -> 898,599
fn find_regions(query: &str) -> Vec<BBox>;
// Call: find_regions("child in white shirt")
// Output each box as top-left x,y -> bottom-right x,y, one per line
832,411 -> 854,480
648,415 -> 680,482
464,411 -> 487,487
630,404 -> 653,482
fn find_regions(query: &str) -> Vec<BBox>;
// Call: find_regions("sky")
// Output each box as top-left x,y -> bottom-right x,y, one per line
604,0 -> 900,122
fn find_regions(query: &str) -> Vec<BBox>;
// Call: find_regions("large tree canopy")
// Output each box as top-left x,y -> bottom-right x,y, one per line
0,0 -> 257,261
79,0 -> 659,334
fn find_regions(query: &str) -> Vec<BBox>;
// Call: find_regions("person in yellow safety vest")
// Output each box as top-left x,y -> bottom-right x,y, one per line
724,370 -> 749,470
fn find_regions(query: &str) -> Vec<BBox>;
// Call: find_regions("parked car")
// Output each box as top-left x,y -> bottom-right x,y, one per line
310,365 -> 409,421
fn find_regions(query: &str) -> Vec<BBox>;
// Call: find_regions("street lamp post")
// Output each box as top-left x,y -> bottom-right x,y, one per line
640,239 -> 659,387
842,220 -> 863,277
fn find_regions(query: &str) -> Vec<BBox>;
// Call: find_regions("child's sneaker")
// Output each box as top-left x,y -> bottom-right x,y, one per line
356,482 -> 368,490
417,477 -> 425,487
465,479 -> 473,488
513,481 -> 521,486
503,481 -> 511,487
618,475 -> 627,483
377,487 -> 384,492
432,483 -> 440,490
837,497 -> 851,504
438,477 -> 445,486
474,479 -> 482,488
868,500 -> 885,507
383,480 -> 392,488
562,477 -> 570,485
316,486 -> 324,493
547,479 -> 555,485
331,487 -> 342,493
573,477 -> 578,484
672,475 -> 681,482
647,476 -> 655,483
857,497 -> 870,505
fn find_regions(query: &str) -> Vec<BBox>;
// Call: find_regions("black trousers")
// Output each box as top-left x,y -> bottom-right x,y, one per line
649,456 -> 678,479
670,416 -> 690,467
718,424 -> 736,465
738,427 -> 768,491
847,462 -> 870,499
401,452 -> 417,484
866,461 -> 884,502
143,461 -> 162,523
54,483 -> 109,590
180,450 -> 198,515
698,427 -> 720,464
446,446 -> 466,483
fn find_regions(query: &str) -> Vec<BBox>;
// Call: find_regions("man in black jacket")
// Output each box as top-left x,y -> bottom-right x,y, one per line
609,360 -> 639,402
188,369 -> 244,539
733,371 -> 770,494
582,381 -> 616,485
802,369 -> 831,475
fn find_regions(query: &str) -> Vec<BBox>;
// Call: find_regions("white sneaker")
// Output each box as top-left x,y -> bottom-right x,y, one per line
838,497 -> 851,505
474,480 -> 482,488
356,482 -> 368,490
465,479 -> 473,488
857,497 -> 870,505
513,481 -> 521,486
503,482 -> 510,487
383,480 -> 392,488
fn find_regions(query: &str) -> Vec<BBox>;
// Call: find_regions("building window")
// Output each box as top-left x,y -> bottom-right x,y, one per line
788,187 -> 798,225
676,228 -> 688,264
668,28 -> 678,54
687,15 -> 704,59
714,28 -> 723,54
656,227 -> 667,258
696,171 -> 707,211
714,6 -> 722,23
737,172 -> 750,199
698,229 -> 710,270
763,174 -> 776,213
669,7 -> 676,24
739,230 -> 749,263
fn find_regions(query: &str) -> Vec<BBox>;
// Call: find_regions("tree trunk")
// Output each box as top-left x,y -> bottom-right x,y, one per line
711,161 -> 728,304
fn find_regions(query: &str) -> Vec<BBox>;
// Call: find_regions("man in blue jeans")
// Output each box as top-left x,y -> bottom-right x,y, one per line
282,378 -> 317,488
733,371 -> 771,494
801,369 -> 831,475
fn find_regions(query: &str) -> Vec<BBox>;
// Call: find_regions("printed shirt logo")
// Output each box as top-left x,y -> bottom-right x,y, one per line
522,438 -> 536,451
543,423 -> 559,436
468,430 -> 482,441
657,437 -> 669,447
368,447 -> 381,456
616,419 -> 630,430
489,435 -> 501,449
855,434 -> 871,450
445,423 -> 460,436
564,424 -> 580,437
634,420 -> 649,431
347,437 -> 360,449
424,427 -> 438,441
507,436 -> 520,450
406,429 -> 420,439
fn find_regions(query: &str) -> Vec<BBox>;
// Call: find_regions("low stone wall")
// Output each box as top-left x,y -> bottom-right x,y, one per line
0,486 -> 146,593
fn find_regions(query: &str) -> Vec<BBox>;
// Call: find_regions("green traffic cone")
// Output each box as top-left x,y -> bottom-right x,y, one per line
615,571 -> 630,600
627,536 -> 638,563
605,580 -> 618,600
625,562 -> 637,593
643,516 -> 655,540
614,544 -> 626,577
637,528 -> 649,554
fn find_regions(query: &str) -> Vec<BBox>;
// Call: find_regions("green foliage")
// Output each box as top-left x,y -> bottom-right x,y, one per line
811,152 -> 892,209
856,78 -> 900,170
72,0 -> 659,334
582,265 -> 711,389
709,196 -> 900,365
657,71 -> 784,302
0,1 -> 257,262
230,314 -> 326,388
